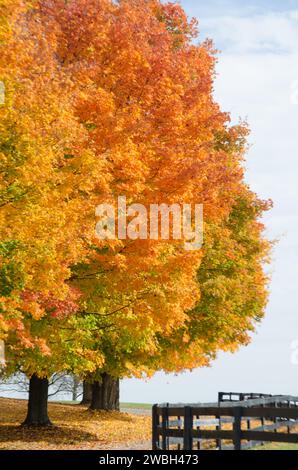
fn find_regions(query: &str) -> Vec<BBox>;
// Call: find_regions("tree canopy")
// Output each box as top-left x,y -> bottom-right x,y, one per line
0,0 -> 271,384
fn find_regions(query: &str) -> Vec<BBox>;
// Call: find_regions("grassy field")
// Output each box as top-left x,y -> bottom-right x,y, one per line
253,442 -> 298,450
121,402 -> 152,410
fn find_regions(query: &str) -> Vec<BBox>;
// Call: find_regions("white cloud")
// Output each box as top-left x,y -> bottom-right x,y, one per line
202,10 -> 298,54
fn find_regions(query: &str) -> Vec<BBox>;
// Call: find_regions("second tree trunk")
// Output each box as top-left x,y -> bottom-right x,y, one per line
22,374 -> 52,426
81,380 -> 93,405
90,373 -> 119,411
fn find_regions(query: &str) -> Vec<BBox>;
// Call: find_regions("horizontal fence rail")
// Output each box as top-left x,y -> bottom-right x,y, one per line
218,392 -> 272,405
152,393 -> 298,450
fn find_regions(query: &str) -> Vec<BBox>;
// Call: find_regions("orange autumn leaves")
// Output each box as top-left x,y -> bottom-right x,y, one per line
0,0 -> 271,378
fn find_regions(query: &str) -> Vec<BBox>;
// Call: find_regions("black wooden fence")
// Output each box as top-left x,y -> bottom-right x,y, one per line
218,391 -> 272,405
152,393 -> 298,450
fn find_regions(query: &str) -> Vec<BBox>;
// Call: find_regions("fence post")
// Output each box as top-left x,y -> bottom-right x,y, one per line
183,406 -> 193,450
261,402 -> 265,429
274,401 -> 278,433
161,405 -> 169,450
216,414 -> 222,450
233,407 -> 242,450
152,404 -> 159,450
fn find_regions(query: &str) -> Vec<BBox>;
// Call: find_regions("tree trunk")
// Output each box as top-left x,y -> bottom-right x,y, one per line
90,373 -> 119,411
81,381 -> 93,405
22,374 -> 52,426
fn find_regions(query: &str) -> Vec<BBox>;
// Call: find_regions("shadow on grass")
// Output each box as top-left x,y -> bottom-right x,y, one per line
0,424 -> 97,445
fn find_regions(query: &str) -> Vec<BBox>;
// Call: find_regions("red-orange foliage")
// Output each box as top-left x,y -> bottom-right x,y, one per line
0,1 -> 271,379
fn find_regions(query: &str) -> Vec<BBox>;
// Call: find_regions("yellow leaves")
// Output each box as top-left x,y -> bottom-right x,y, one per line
34,338 -> 51,357
113,254 -> 127,270
74,349 -> 105,374
22,300 -> 44,320
182,332 -> 190,344
0,397 -> 151,450
0,312 -> 9,340
123,361 -> 144,377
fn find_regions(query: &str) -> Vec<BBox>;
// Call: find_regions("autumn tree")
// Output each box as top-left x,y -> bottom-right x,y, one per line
0,0 -> 271,422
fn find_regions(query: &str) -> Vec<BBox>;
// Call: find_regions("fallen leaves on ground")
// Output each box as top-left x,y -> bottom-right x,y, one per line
0,398 -> 151,450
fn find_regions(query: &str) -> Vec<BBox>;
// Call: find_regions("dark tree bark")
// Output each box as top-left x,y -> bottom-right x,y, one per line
81,380 -> 92,405
22,374 -> 52,426
90,373 -> 119,411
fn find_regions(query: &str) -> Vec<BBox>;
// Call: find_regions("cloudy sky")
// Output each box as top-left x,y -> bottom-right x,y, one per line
122,0 -> 298,403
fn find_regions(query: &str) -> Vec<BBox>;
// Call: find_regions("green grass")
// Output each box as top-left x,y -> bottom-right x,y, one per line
120,402 -> 152,410
253,443 -> 298,450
